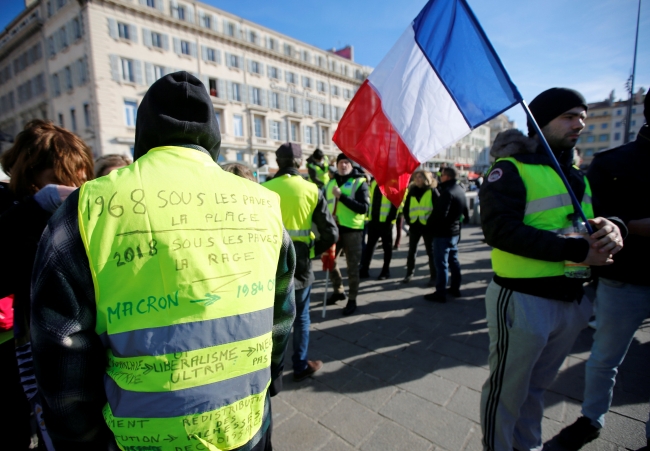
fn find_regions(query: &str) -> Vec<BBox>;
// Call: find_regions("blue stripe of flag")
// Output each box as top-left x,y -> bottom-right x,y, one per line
413,0 -> 522,128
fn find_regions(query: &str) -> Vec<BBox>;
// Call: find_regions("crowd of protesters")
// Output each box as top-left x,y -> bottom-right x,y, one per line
0,74 -> 647,451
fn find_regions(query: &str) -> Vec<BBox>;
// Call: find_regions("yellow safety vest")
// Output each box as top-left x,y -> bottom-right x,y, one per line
325,176 -> 367,230
78,146 -> 284,451
491,157 -> 594,278
408,189 -> 433,225
307,156 -> 330,186
368,180 -> 395,224
263,173 -> 318,258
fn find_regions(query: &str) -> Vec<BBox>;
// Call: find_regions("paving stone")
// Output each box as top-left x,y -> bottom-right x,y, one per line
271,396 -> 298,428
318,318 -> 373,344
348,351 -> 403,382
315,358 -> 363,392
273,412 -> 332,451
391,340 -> 443,373
339,372 -> 397,412
318,435 -> 357,451
432,356 -> 490,392
379,390 -> 474,450
430,336 -> 489,369
310,333 -> 370,362
394,367 -> 459,407
356,330 -> 410,354
319,397 -> 384,446
598,410 -> 648,450
461,426 -> 484,451
446,386 -> 482,423
360,420 -> 434,451
281,378 -> 344,420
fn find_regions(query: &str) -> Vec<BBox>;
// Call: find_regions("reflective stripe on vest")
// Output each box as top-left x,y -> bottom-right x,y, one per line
409,189 -> 433,225
491,157 -> 594,278
263,174 -> 319,258
325,177 -> 367,229
368,180 -> 395,223
78,146 -> 284,450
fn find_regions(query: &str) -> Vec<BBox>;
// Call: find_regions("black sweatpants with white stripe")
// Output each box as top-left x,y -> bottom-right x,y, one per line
480,280 -> 592,451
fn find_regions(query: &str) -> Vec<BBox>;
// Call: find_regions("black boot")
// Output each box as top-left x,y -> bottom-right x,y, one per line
342,299 -> 357,316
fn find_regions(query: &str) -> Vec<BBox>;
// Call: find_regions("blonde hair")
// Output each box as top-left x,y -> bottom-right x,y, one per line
94,154 -> 132,177
411,170 -> 436,188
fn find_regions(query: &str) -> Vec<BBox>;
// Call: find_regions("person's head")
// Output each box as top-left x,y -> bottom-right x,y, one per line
312,148 -> 324,162
275,142 -> 302,170
94,154 -> 132,178
441,167 -> 457,183
336,153 -> 353,176
412,170 -> 434,188
528,88 -> 588,152
221,163 -> 256,182
134,71 -> 221,161
0,119 -> 94,197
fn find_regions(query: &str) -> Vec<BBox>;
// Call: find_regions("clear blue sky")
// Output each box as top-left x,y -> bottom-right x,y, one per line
2,0 -> 648,131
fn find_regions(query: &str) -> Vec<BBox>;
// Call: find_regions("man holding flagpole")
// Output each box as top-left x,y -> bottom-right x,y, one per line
479,88 -> 625,451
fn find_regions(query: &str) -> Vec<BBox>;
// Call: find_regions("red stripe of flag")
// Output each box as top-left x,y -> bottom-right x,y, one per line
333,80 -> 419,207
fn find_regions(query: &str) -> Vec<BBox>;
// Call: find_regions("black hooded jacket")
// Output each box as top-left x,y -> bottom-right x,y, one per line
479,130 -> 625,301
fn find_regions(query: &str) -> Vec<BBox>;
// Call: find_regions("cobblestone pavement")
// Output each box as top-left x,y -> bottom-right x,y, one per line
272,225 -> 650,451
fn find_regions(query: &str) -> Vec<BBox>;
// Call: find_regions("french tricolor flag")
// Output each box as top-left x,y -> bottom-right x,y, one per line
333,0 -> 523,206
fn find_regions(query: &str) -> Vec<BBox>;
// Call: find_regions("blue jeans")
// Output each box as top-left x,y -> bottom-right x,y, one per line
582,278 -> 650,437
292,286 -> 312,373
433,235 -> 461,295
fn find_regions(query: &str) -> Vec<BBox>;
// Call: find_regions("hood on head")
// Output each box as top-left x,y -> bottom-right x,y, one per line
134,71 -> 221,161
490,129 -> 538,158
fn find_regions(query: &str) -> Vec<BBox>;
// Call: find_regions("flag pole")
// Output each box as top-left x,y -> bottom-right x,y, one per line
520,100 -> 594,234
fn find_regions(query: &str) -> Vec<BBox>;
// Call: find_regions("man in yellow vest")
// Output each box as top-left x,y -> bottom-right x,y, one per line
30,72 -> 296,450
264,143 -> 337,382
359,178 -> 400,280
306,148 -> 330,189
478,88 -> 625,451
325,154 -> 369,315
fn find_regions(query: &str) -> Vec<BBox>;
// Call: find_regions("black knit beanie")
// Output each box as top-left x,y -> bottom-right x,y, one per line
337,153 -> 351,163
527,88 -> 588,137
134,71 -> 221,161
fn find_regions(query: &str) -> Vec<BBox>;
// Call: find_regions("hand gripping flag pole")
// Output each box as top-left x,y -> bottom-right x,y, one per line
333,0 -> 593,233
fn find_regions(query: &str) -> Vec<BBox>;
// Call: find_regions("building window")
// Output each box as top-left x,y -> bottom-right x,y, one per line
177,5 -> 186,20
206,48 -> 217,62
202,14 -> 211,28
290,122 -> 299,142
228,54 -> 240,68
58,113 -> 64,127
254,116 -> 264,138
301,50 -> 310,63
151,32 -> 163,48
267,37 -> 277,51
48,37 -> 55,56
286,71 -> 296,84
269,66 -> 279,80
631,120 -> 636,126
250,60 -> 260,74
83,103 -> 91,127
65,66 -> 73,90
601,123 -> 607,129
146,0 -> 156,7
271,121 -> 281,140
214,110 -> 222,130
331,85 -> 339,96
615,121 -> 622,127
318,103 -> 326,118
283,43 -> 293,57
209,78 -> 218,97
72,18 -> 82,40
271,92 -> 279,109
305,126 -> 313,144
124,100 -> 137,126
302,76 -> 311,89
616,109 -> 622,115
121,58 -> 134,82
248,30 -> 258,45
304,100 -> 312,116
70,108 -> 77,132
251,87 -> 262,106
321,127 -> 329,145
587,125 -> 595,131
598,134 -> 608,142
343,88 -> 352,100
232,83 -> 242,102
233,114 -> 244,137
59,27 -> 68,49
584,149 -> 594,157
614,132 -> 621,141
154,65 -> 165,80
118,22 -> 130,40
317,81 -> 326,93
226,22 -> 236,37
586,136 -> 595,143
289,96 -> 297,113
181,40 -> 191,55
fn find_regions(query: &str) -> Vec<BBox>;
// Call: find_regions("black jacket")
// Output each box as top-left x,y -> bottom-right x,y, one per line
403,185 -> 440,230
368,181 -> 398,224
331,168 -> 369,234
264,167 -> 338,289
428,179 -> 468,237
479,130 -> 625,301
306,155 -> 328,189
587,124 -> 650,286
